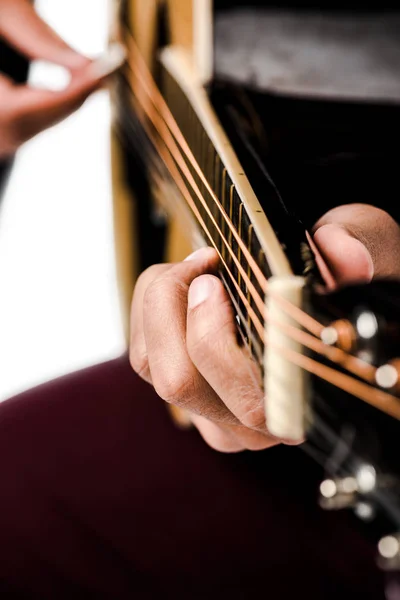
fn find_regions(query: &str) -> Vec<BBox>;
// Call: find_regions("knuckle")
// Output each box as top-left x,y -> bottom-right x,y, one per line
136,264 -> 168,297
243,434 -> 278,451
142,279 -> 165,316
202,436 -> 242,454
142,262 -> 168,282
226,420 -> 277,450
143,275 -> 184,314
240,407 -> 266,431
225,380 -> 266,431
129,347 -> 151,382
195,420 -> 244,454
234,389 -> 266,431
153,366 -> 197,405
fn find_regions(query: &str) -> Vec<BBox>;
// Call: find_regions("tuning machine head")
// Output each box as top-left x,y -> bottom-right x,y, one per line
319,464 -> 378,521
321,307 -> 398,361
316,280 -> 400,396
378,535 -> 400,571
310,281 -> 400,576
375,360 -> 400,393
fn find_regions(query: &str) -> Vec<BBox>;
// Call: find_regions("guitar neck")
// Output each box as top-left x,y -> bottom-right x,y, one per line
116,35 -> 315,360
113,23 -> 319,440
160,52 -> 271,364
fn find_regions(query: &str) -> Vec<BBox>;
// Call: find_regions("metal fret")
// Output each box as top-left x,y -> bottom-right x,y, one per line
228,182 -> 234,269
247,223 -> 253,352
238,202 -> 243,290
200,127 -> 207,232
231,187 -> 240,307
214,153 -> 221,196
159,65 -> 272,364
209,146 -> 219,250
213,154 -> 221,256
221,167 -> 227,261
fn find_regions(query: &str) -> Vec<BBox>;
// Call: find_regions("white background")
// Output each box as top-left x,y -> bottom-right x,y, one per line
0,0 -> 126,401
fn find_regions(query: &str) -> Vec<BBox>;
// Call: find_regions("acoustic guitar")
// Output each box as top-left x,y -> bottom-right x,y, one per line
109,0 -> 400,577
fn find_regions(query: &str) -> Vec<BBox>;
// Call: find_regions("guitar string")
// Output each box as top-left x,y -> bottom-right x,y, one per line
124,51 -> 373,379
116,38 -> 400,420
116,70 -> 400,484
124,66 -> 268,317
114,33 -> 400,520
121,68 -> 384,388
119,86 -> 400,422
124,31 -> 325,338
121,30 -> 393,386
126,33 -> 376,381
125,32 -> 268,292
113,85 -> 348,480
122,85 -> 266,342
125,38 -> 398,404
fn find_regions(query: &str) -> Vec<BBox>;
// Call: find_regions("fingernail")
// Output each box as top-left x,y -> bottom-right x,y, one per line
188,277 -> 216,309
64,53 -> 91,71
184,247 -> 210,261
89,43 -> 126,79
350,237 -> 374,280
314,224 -> 374,283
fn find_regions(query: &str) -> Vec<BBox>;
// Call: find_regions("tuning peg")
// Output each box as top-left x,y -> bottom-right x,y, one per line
375,359 -> 400,392
354,501 -> 375,522
319,476 -> 358,510
320,310 -> 379,361
378,535 -> 400,571
321,309 -> 377,344
320,319 -> 356,353
321,307 -> 400,371
319,465 -> 377,512
355,309 -> 379,340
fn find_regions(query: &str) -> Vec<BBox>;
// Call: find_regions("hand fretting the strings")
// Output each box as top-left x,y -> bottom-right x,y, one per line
119,30 -> 400,421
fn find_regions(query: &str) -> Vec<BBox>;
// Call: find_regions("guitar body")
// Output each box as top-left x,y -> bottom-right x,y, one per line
110,0 -> 400,575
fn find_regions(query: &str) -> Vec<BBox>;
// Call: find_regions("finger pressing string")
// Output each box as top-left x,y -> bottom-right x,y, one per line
124,40 -> 325,338
122,34 -> 400,420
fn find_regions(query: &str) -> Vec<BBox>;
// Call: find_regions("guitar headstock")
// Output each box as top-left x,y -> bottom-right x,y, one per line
312,279 -> 400,371
307,278 -> 400,572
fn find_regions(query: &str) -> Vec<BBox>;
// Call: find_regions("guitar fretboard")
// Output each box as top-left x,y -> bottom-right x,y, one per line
161,65 -> 272,364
